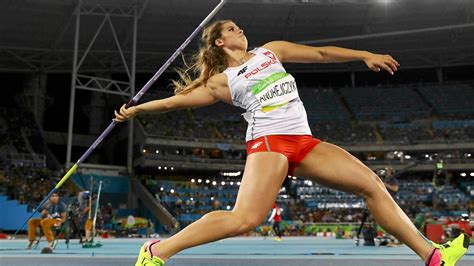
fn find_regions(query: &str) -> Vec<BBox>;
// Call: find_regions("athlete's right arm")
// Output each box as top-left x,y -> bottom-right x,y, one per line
114,74 -> 226,122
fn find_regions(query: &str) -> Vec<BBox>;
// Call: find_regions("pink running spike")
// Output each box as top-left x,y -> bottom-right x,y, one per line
426,249 -> 442,266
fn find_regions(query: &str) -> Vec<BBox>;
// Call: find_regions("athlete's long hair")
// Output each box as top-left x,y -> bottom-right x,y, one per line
173,20 -> 231,95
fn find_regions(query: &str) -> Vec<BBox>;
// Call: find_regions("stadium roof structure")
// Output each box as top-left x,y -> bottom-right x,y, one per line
1,0 -> 473,73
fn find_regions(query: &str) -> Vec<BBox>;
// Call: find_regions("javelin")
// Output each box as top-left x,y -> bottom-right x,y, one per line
12,0 -> 227,238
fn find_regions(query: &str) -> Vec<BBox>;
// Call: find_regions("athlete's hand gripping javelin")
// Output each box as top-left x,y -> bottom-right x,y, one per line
114,104 -> 138,122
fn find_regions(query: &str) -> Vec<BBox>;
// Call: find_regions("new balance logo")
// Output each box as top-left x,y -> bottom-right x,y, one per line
251,141 -> 263,150
237,66 -> 248,76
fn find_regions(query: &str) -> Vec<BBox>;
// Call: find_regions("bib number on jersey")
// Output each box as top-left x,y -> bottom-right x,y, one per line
250,72 -> 299,112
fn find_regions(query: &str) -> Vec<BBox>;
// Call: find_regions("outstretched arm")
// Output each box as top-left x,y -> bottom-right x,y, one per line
114,77 -> 222,122
263,41 -> 400,75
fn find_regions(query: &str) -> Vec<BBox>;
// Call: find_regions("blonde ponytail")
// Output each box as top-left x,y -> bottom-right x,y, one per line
173,20 -> 231,95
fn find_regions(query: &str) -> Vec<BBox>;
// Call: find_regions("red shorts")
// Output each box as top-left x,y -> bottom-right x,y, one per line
246,135 -> 321,175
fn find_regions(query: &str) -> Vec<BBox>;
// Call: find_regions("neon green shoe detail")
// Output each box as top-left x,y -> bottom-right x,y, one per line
139,256 -> 165,266
431,240 -> 449,250
135,240 -> 166,266
437,233 -> 470,266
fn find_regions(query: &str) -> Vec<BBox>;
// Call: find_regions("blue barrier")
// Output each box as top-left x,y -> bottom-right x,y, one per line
0,194 -> 40,231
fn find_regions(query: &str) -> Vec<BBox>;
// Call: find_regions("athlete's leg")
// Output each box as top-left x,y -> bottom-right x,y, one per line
151,152 -> 289,259
293,142 -> 432,260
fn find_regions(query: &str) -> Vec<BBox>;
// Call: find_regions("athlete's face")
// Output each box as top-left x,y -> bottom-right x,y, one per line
215,22 -> 247,51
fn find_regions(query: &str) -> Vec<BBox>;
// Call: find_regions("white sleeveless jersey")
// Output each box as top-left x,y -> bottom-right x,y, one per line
223,47 -> 312,141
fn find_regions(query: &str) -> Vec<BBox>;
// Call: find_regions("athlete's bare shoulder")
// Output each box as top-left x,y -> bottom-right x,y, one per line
207,72 -> 228,88
262,41 -> 286,61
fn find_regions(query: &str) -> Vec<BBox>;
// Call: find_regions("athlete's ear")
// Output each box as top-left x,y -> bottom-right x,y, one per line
214,38 -> 224,47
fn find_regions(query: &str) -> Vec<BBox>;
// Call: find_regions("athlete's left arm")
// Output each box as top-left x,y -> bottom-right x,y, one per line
263,41 -> 400,75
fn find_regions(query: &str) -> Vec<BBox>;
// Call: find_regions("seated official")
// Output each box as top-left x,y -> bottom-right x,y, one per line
27,192 -> 66,249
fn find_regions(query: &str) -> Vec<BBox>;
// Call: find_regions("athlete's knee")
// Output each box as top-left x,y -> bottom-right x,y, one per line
356,172 -> 387,199
231,210 -> 266,235
242,215 -> 265,231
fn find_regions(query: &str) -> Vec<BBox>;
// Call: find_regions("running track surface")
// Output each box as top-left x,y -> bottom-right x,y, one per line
1,236 -> 473,265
